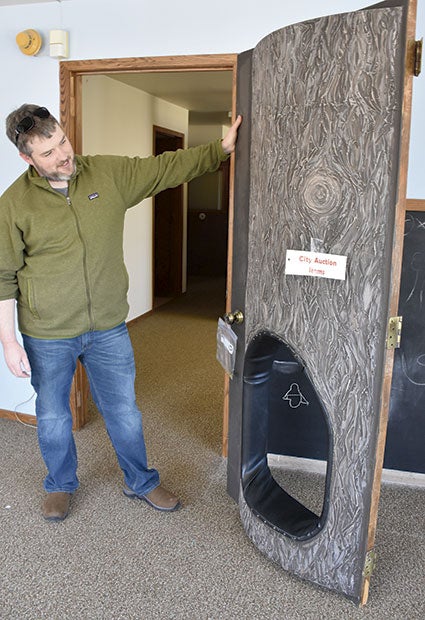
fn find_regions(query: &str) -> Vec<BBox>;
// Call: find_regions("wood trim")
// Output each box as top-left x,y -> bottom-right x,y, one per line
59,53 -> 238,433
1,374 -> 84,431
222,59 -> 239,458
69,363 -> 88,430
0,408 -> 37,426
406,198 -> 425,210
1,401 -> 83,430
153,125 -> 186,141
61,54 -> 237,76
126,309 -> 154,327
60,53 -> 237,150
362,0 -> 418,606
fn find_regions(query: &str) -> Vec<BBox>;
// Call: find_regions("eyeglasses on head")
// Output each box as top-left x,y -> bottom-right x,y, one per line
14,107 -> 50,145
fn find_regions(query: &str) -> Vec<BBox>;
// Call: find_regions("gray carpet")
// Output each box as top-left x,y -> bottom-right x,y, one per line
1,277 -> 424,619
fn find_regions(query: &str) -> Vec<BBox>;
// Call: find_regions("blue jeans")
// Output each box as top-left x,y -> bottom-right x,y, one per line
23,323 -> 160,495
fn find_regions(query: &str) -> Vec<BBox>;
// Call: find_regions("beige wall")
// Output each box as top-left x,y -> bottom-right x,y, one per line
188,124 -> 224,148
82,75 -> 189,320
188,123 -> 230,211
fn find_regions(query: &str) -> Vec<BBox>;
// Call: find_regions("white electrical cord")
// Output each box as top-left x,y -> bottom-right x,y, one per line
13,391 -> 36,428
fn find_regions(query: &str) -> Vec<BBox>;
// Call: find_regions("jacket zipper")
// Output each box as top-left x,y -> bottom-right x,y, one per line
66,195 -> 95,330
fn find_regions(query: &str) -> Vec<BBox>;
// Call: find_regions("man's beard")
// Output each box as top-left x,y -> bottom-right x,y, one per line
45,170 -> 74,182
37,157 -> 76,182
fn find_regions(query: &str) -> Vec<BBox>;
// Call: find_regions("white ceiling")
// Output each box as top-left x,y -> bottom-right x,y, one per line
0,1 -> 69,5
109,71 -> 233,121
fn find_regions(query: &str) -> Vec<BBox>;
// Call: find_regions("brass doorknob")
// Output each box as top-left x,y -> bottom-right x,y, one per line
223,310 -> 244,325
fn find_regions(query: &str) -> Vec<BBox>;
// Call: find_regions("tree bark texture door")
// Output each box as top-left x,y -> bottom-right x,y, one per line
227,0 -> 415,605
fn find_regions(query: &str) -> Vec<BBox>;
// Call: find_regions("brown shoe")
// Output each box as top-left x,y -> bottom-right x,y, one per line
42,492 -> 71,521
124,485 -> 181,512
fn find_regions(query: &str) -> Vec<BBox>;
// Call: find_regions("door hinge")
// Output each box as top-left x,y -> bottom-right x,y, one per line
386,316 -> 402,350
414,38 -> 422,77
363,549 -> 377,579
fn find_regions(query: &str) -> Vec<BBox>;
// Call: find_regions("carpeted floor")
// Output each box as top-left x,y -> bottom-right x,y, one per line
1,277 -> 424,619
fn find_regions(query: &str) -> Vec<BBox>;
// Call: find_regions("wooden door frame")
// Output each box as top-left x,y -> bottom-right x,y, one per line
363,0 -> 417,603
59,54 -> 238,431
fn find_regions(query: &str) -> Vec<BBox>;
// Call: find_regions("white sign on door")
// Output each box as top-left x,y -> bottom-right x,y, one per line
285,250 -> 347,281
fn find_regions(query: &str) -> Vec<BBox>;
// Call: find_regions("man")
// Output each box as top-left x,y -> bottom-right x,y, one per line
0,103 -> 241,521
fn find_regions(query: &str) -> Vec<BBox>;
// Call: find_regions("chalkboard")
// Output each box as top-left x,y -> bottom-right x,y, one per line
385,211 -> 425,473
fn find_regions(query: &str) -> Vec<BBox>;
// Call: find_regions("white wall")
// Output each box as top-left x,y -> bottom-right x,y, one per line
82,75 -> 189,321
188,124 -> 229,211
1,0 -> 423,193
1,0 -> 424,412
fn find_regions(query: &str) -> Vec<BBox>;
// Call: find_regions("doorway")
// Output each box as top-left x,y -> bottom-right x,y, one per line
61,55 -> 237,434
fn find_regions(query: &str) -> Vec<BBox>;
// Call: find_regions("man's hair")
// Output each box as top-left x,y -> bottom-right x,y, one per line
6,104 -> 60,156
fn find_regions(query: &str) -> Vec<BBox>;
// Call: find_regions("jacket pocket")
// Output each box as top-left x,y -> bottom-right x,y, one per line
26,278 -> 40,319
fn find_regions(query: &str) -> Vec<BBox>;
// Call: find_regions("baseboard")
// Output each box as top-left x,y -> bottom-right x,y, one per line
126,308 -> 154,327
268,454 -> 425,488
0,408 -> 37,426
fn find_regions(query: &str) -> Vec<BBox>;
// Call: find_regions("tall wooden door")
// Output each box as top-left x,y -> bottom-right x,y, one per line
153,127 -> 184,299
226,0 -> 416,605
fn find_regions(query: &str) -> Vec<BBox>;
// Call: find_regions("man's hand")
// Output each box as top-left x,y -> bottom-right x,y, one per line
3,341 -> 31,378
222,115 -> 243,154
0,298 -> 31,378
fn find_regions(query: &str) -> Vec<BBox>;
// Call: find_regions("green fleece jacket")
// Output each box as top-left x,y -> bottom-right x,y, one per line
0,140 -> 228,339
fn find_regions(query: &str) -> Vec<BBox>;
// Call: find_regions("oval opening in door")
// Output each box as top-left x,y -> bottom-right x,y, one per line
241,331 -> 332,540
